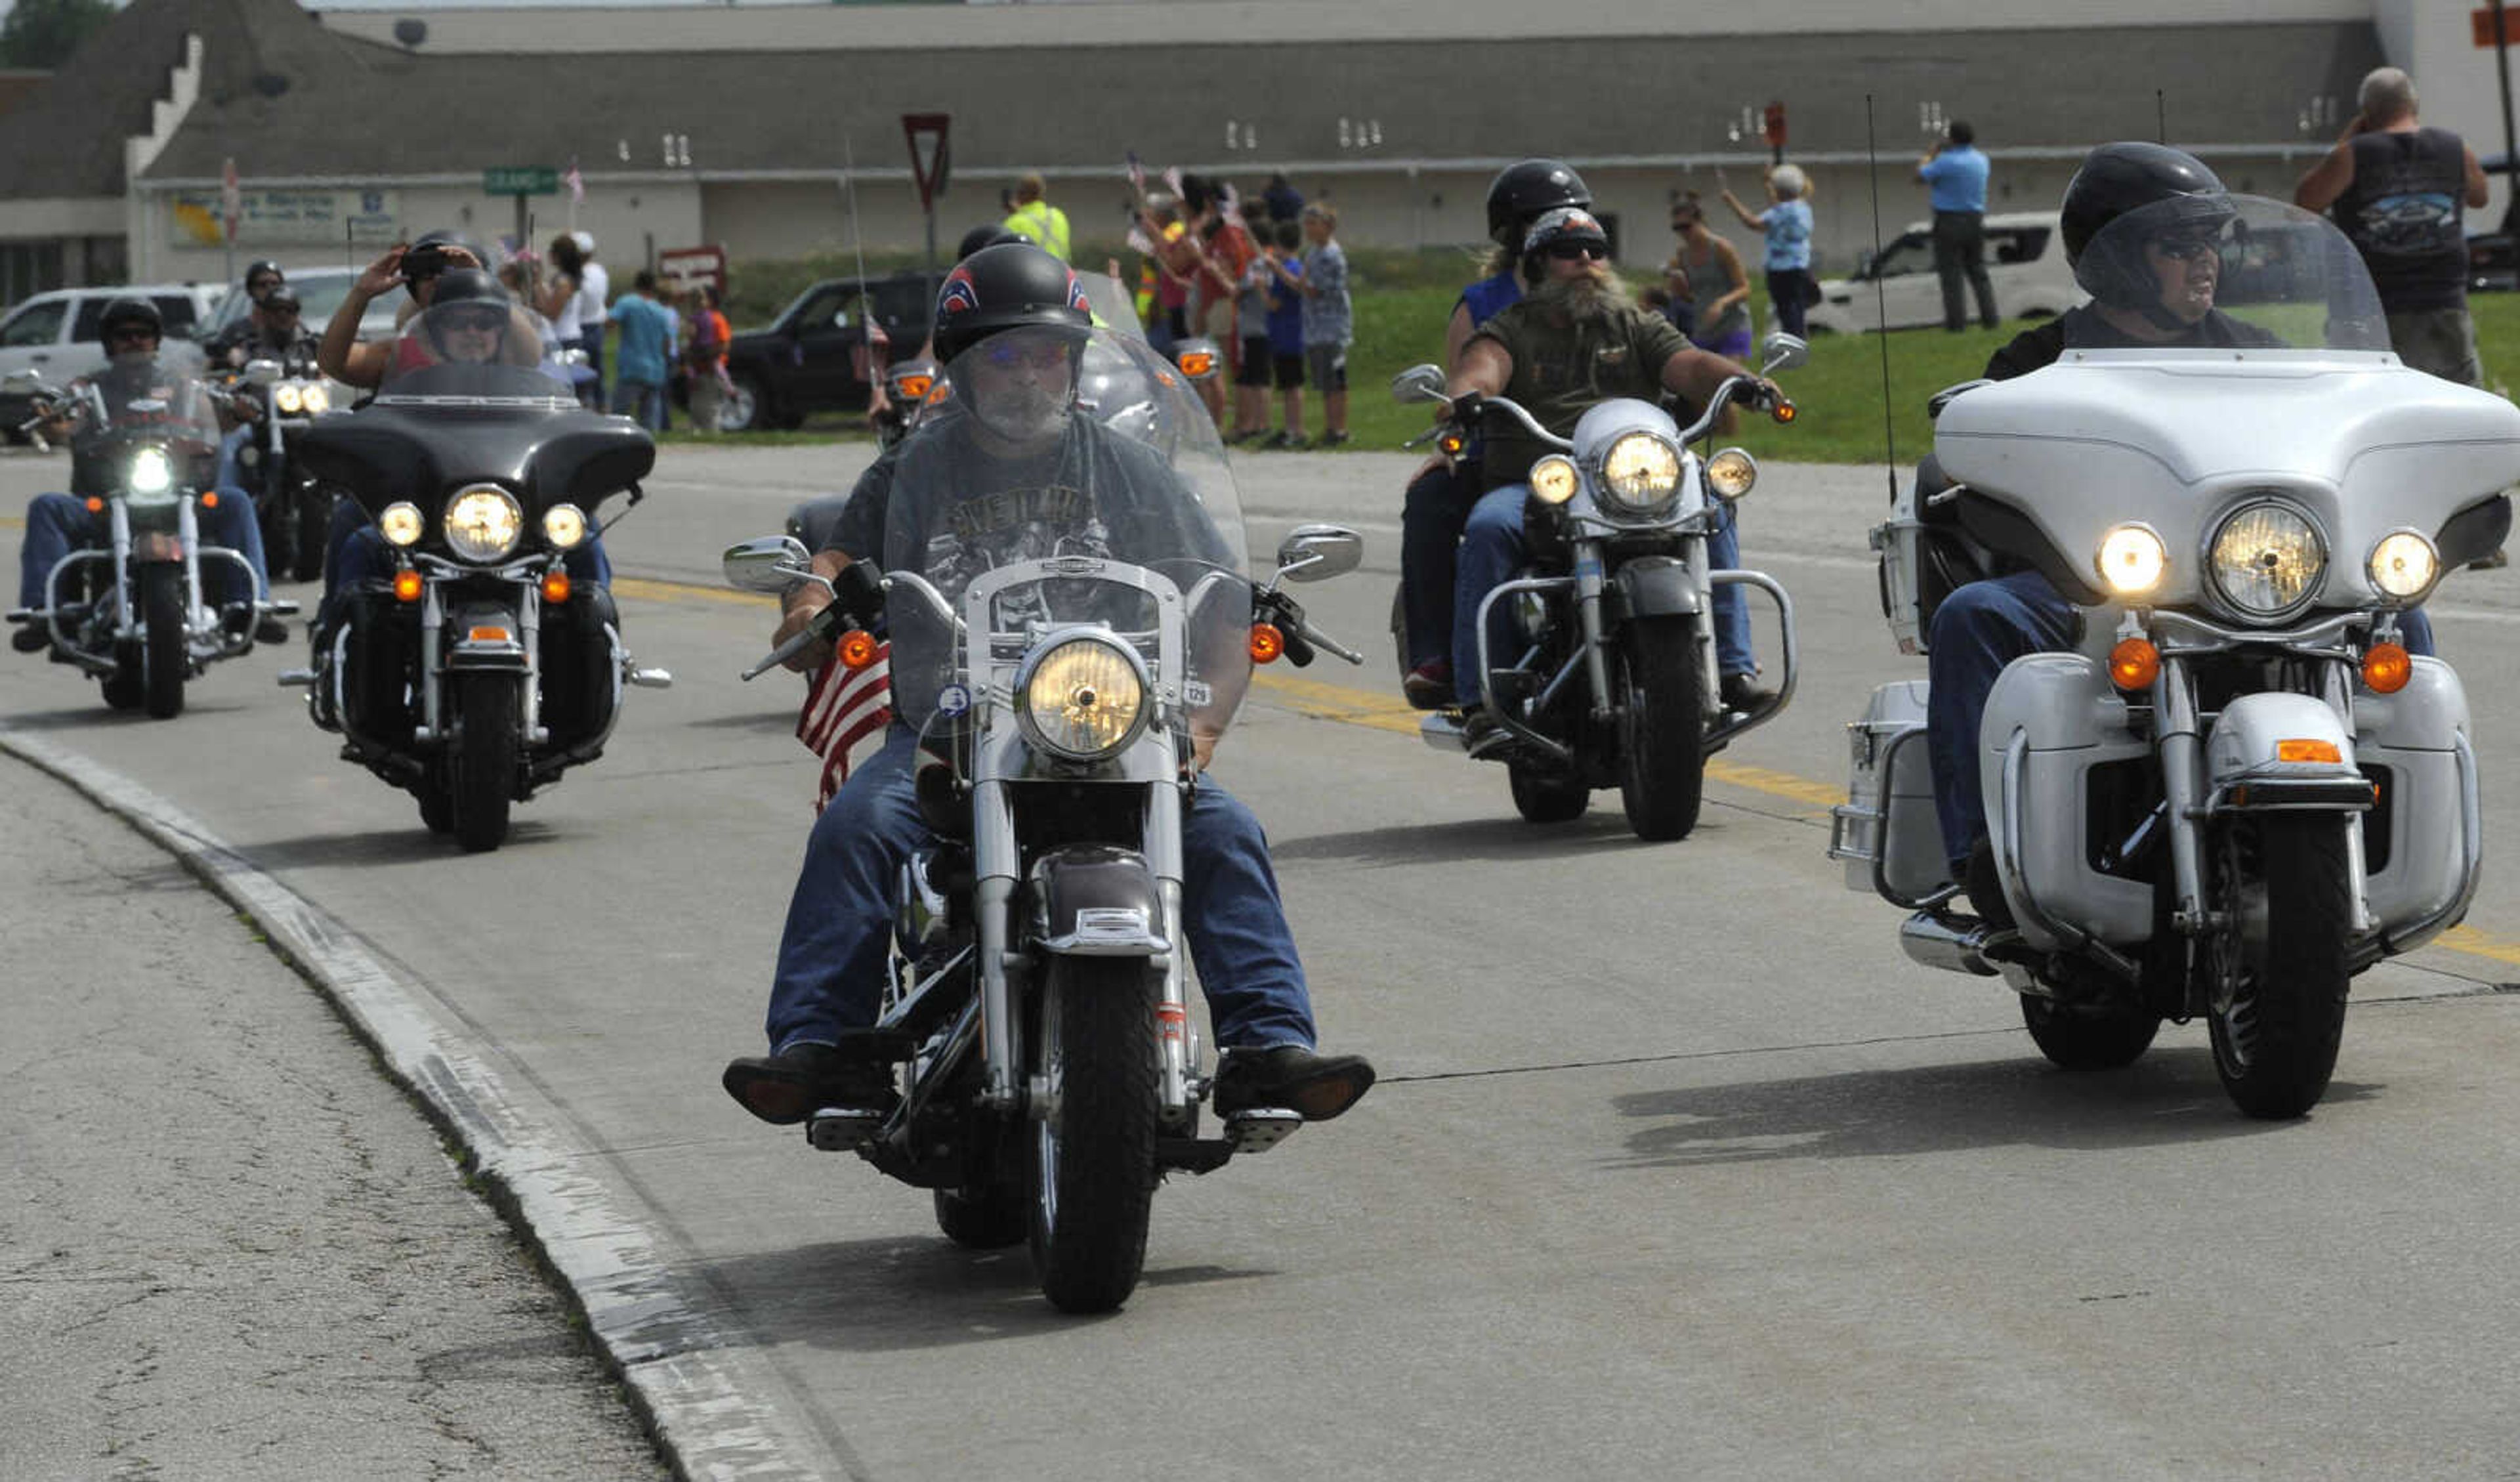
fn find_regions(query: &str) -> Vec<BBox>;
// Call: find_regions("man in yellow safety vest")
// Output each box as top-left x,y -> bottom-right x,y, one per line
1001,173 -> 1072,263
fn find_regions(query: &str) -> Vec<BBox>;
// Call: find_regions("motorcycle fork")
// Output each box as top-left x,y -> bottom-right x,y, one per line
2154,656 -> 2211,935
973,777 -> 1024,1111
107,501 -> 135,631
1573,539 -> 1613,722
1146,778 -> 1193,1118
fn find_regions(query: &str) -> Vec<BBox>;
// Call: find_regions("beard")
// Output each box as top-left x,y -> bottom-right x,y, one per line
970,379 -> 1071,448
1529,263 -> 1634,321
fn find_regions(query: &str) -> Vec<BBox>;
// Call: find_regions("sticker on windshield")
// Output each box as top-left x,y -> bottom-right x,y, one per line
936,683 -> 972,716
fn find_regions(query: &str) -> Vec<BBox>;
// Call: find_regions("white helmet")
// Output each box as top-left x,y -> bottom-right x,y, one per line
570,230 -> 595,254
1769,163 -> 1809,200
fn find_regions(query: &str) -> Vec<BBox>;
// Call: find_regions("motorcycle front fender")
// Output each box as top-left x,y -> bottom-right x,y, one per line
1026,844 -> 1171,957
2205,691 -> 2371,811
1610,555 -> 1702,620
443,597 -> 531,671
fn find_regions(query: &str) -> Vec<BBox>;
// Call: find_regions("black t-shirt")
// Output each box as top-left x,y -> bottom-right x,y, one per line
1468,299 -> 1690,488
2331,127 -> 2470,314
1983,304 -> 2288,381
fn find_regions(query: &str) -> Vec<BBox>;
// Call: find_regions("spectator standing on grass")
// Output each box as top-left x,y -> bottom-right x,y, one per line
999,173 -> 1072,263
1230,200 -> 1276,442
2295,65 -> 2490,385
608,271 -> 679,433
686,286 -> 732,436
1660,201 -> 1700,338
1265,171 -> 1305,223
1719,162 -> 1816,337
1264,219 -> 1309,448
1669,192 -> 1753,358
1280,202 -> 1351,447
1918,121 -> 2001,331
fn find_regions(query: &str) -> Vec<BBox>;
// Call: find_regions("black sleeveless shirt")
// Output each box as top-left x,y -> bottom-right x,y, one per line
2330,127 -> 2469,313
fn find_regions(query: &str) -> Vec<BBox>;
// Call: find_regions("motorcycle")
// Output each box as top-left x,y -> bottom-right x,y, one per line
1387,333 -> 1806,840
285,298 -> 672,851
725,327 -> 1365,1313
5,366 -> 295,718
873,357 -> 941,452
231,352 -> 337,582
1828,195 -> 2516,1118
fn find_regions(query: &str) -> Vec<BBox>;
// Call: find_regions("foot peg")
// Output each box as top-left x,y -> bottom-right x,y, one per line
1222,1108 -> 1302,1154
265,598 -> 303,617
276,667 -> 315,687
805,1107 -> 886,1151
625,664 -> 673,689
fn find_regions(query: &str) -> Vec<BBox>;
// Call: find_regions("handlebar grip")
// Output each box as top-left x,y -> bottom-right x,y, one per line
1279,627 -> 1316,668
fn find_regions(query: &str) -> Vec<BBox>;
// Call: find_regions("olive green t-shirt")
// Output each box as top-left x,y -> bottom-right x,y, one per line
1469,301 -> 1690,488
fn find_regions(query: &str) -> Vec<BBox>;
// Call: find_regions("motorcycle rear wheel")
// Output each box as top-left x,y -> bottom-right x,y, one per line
2208,815 -> 2352,1119
2019,994 -> 2160,1070
140,564 -> 186,720
1617,615 -> 1704,841
450,673 -> 516,853
1027,955 -> 1160,1314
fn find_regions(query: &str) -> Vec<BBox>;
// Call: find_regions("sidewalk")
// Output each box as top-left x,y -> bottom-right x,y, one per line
0,752 -> 667,1481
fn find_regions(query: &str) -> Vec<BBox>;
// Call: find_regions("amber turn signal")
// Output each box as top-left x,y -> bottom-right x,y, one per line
200,491 -> 219,509
1177,350 -> 1217,379
1771,399 -> 1797,424
2277,738 -> 2343,764
84,497 -> 104,513
540,570 -> 572,604
467,625 -> 513,644
837,629 -> 881,671
2107,637 -> 2160,691
2363,641 -> 2412,694
898,374 -> 934,400
1248,622 -> 1286,664
392,569 -> 423,603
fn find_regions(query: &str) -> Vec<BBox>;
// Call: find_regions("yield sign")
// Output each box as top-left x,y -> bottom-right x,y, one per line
902,114 -> 951,211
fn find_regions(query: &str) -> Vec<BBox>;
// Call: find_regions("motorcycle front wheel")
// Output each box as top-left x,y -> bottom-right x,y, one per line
140,564 -> 186,719
450,672 -> 516,852
1027,955 -> 1160,1314
2208,815 -> 2352,1118
1617,615 -> 1705,841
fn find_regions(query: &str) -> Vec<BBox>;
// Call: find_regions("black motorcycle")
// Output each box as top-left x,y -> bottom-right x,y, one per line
286,299 -> 671,850
230,351 -> 337,582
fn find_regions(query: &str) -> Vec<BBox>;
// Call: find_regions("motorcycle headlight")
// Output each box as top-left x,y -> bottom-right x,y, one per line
2095,524 -> 2168,596
127,445 -> 174,497
274,383 -> 303,414
1529,455 -> 1580,506
2209,500 -> 2325,618
2367,529 -> 2439,603
379,501 -> 426,547
1600,431 -> 1683,511
1017,635 -> 1149,763
300,383 -> 330,414
542,503 -> 588,550
444,484 -> 524,563
1705,446 -> 1759,501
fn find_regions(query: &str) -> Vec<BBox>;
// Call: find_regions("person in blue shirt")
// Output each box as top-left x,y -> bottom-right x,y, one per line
607,272 -> 680,432
1917,121 -> 2001,331
1263,220 -> 1309,447
1718,163 -> 1816,337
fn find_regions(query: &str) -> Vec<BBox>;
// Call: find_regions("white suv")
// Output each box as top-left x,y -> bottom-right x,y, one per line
1803,213 -> 2082,334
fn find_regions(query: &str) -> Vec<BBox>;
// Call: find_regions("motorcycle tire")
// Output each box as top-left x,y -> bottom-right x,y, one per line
1026,955 -> 1160,1315
100,647 -> 144,711
1616,615 -> 1705,841
1508,761 -> 1589,823
413,778 -> 455,835
259,465 -> 295,581
450,672 -> 516,853
2208,815 -> 2352,1119
2019,995 -> 2160,1070
934,1186 -> 1027,1250
140,564 -> 186,720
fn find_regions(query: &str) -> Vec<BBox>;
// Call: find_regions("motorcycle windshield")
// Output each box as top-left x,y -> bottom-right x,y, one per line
881,326 -> 1251,740
2077,194 -> 2389,351
377,299 -> 568,398
77,362 -> 223,457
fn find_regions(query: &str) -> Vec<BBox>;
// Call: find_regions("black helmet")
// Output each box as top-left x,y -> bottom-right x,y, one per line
97,297 -> 163,341
1486,159 -> 1593,247
404,228 -> 486,285
931,242 -> 1093,364
2060,142 -> 2236,308
956,224 -> 1026,262
1518,207 -> 1610,282
427,267 -> 505,310
244,259 -> 285,293
419,268 -> 517,362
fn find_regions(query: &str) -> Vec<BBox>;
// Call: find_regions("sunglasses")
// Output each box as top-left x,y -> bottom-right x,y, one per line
443,312 -> 505,334
980,337 -> 1072,371
2152,236 -> 2222,263
105,328 -> 158,345
1546,241 -> 1607,261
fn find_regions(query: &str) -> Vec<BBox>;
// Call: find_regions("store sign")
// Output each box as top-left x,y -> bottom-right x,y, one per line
169,188 -> 402,248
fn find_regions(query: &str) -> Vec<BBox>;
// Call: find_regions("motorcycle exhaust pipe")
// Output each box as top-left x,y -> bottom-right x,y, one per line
1898,911 -> 2002,978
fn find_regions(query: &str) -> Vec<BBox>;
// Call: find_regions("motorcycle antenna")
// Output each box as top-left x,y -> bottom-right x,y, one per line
2157,89 -> 2168,144
1865,93 -> 1899,503
839,131 -> 873,309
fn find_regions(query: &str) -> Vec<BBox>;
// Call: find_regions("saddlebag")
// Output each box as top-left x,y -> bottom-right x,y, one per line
1828,681 -> 1953,904
2355,656 -> 2479,948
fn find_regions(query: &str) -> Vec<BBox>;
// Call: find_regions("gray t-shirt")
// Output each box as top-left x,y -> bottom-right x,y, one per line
1300,241 -> 1351,347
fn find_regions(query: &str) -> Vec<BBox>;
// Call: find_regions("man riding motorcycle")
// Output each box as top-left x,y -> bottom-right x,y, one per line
1923,142 -> 2439,923
722,242 -> 1376,1129
1441,207 -> 1774,721
213,284 -> 325,490
12,298 -> 280,651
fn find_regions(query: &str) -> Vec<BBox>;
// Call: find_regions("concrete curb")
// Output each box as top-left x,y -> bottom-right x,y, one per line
0,727 -> 837,1482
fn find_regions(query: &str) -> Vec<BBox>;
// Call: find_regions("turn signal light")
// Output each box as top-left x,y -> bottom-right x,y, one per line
1177,349 -> 1217,379
540,570 -> 572,604
1248,622 -> 1286,664
392,569 -> 423,603
200,491 -> 219,509
897,373 -> 934,400
2277,739 -> 2342,764
1438,432 -> 1465,457
1771,398 -> 1798,424
84,497 -> 104,513
837,629 -> 881,671
468,625 -> 513,644
2108,637 -> 2160,691
2363,641 -> 2412,694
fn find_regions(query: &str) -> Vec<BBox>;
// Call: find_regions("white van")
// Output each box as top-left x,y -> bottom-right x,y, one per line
1803,212 -> 2082,334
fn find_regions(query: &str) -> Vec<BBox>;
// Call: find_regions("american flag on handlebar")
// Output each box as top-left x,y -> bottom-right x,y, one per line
796,645 -> 892,811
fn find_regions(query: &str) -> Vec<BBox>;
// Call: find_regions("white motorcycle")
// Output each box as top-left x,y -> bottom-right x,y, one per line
1831,195 -> 2518,1118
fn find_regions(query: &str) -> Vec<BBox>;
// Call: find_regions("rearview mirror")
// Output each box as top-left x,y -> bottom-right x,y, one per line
1273,523 -> 1363,584
1758,333 -> 1809,375
722,535 -> 818,593
1390,364 -> 1446,404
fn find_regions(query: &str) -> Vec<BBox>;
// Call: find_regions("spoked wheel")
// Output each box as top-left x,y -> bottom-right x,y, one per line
2020,994 -> 2161,1070
449,672 -> 516,853
1027,956 -> 1160,1314
1508,761 -> 1589,823
1616,614 -> 1705,841
2206,815 -> 2353,1118
139,564 -> 187,719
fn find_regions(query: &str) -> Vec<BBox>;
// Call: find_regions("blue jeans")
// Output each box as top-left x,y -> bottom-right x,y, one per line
610,377 -> 666,432
1451,482 -> 1754,707
319,502 -> 612,634
1923,568 -> 2437,870
766,727 -> 1318,1055
18,488 -> 268,610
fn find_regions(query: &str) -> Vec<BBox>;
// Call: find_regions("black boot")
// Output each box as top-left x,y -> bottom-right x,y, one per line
1964,839 -> 2017,933
11,625 -> 48,654
1213,1046 -> 1376,1122
722,1041 -> 900,1126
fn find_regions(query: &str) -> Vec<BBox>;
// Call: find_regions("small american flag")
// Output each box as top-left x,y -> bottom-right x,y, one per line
563,159 -> 585,205
796,644 -> 892,811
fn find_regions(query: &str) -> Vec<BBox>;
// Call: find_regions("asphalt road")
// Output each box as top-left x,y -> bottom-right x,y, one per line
10,440 -> 2520,1480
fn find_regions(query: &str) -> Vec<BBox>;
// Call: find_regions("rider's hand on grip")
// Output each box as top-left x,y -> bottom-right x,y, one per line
830,561 -> 885,625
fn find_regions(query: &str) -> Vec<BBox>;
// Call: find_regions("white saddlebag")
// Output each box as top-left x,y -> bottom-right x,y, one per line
1829,681 -> 1953,903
